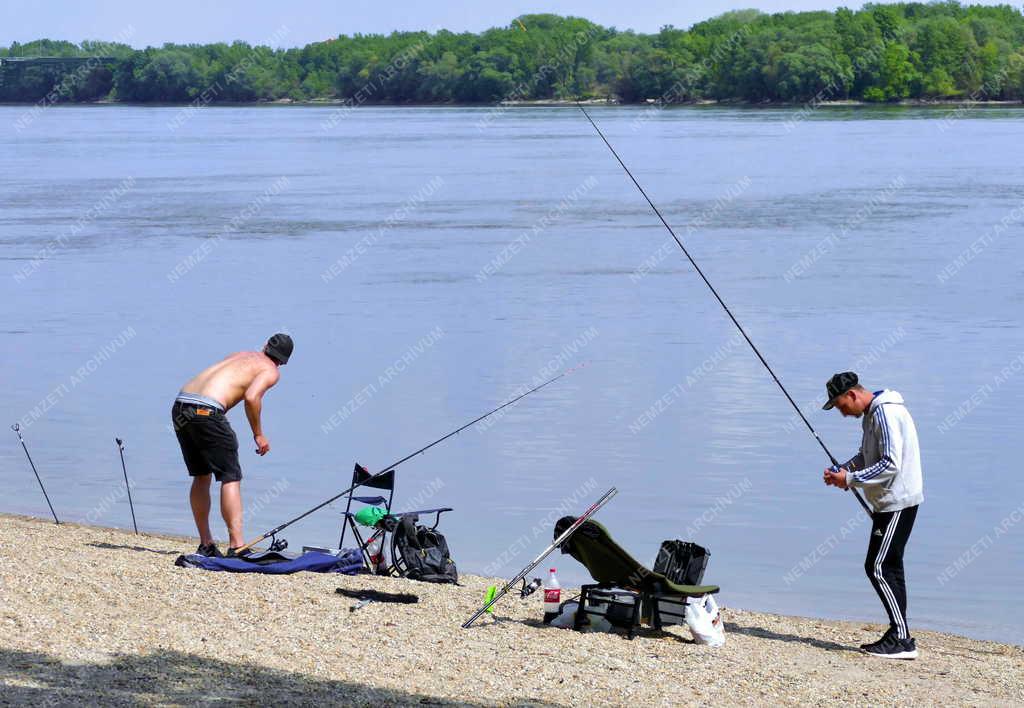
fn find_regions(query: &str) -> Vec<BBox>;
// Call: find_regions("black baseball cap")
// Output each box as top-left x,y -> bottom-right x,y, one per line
822,371 -> 858,410
265,333 -> 293,365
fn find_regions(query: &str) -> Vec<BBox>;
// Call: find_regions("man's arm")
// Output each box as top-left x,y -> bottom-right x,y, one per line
847,407 -> 901,488
842,451 -> 865,472
244,369 -> 279,455
823,448 -> 864,489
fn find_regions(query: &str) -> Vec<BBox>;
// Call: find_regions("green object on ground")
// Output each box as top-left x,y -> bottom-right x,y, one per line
354,506 -> 386,527
484,585 -> 497,613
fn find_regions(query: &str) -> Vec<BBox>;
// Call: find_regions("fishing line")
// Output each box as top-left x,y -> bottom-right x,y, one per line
576,104 -> 869,515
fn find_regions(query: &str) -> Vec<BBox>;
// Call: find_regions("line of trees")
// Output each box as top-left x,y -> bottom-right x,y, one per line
2,3 -> 1024,105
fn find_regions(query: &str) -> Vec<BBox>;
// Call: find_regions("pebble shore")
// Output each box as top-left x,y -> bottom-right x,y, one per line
1,514 -> 1020,706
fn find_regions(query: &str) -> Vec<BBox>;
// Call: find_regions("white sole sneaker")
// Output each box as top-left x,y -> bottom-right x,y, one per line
863,647 -> 918,660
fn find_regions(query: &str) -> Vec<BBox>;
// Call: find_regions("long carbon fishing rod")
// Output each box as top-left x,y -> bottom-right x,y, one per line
576,104 -> 870,515
11,424 -> 60,524
237,364 -> 585,552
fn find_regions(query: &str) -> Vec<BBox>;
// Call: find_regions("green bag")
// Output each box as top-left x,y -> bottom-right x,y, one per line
354,505 -> 387,527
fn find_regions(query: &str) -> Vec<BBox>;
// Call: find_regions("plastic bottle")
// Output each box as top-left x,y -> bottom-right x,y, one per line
543,567 -> 561,624
366,535 -> 384,574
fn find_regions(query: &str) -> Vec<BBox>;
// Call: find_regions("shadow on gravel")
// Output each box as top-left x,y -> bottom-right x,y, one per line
0,648 -> 489,706
725,622 -> 855,652
86,542 -> 178,556
496,617 -> 693,644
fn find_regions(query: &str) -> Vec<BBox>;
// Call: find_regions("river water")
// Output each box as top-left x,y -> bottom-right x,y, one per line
2,104 -> 1021,644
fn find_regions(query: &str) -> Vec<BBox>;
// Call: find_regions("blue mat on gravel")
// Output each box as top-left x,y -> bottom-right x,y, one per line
174,549 -> 363,574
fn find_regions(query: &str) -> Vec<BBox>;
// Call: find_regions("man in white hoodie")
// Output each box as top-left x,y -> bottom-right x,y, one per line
822,371 -> 923,660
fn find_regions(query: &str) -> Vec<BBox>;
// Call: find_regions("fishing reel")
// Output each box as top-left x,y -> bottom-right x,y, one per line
519,577 -> 542,599
267,534 -> 288,553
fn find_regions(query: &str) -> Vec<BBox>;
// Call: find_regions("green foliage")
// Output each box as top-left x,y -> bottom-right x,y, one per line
2,3 -> 1024,103
1006,52 -> 1024,99
875,42 -> 923,99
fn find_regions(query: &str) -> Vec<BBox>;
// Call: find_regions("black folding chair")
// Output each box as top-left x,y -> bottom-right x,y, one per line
338,463 -> 453,574
339,464 -> 395,549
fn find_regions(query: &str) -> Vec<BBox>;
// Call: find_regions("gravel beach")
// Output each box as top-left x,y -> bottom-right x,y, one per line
0,514 -> 1020,706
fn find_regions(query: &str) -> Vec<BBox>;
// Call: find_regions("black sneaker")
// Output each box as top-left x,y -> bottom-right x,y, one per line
862,633 -> 918,660
196,543 -> 223,558
226,546 -> 252,559
859,628 -> 895,651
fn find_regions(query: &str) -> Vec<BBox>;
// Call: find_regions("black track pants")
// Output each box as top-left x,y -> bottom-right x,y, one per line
864,505 -> 918,640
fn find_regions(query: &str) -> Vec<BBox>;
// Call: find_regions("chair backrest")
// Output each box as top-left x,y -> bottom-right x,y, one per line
340,464 -> 396,549
555,516 -> 665,591
352,464 -> 395,492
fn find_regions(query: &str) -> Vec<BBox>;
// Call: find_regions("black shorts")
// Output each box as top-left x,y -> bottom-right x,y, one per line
171,401 -> 242,483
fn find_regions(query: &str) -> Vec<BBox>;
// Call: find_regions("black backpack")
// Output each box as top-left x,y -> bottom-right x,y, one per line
653,540 -> 710,586
390,514 -> 458,584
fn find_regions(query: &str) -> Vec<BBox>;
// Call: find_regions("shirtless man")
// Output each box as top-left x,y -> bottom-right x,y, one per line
171,333 -> 293,557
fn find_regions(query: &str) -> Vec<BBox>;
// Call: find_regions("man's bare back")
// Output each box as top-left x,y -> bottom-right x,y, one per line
180,333 -> 291,457
181,351 -> 279,412
173,333 -> 292,554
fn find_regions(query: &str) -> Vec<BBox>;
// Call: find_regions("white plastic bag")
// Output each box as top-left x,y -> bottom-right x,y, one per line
685,594 -> 725,647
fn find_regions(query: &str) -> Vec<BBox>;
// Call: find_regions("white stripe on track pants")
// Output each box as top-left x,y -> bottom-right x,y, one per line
864,504 -> 918,640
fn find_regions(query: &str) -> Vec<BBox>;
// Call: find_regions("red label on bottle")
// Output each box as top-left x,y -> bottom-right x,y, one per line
544,589 -> 561,603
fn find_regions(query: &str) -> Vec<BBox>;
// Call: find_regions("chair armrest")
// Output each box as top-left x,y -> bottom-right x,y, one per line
392,507 -> 453,529
654,584 -> 719,598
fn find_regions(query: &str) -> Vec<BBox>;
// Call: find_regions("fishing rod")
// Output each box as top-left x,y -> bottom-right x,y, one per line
115,438 -> 139,534
576,104 -> 870,516
236,364 -> 585,553
462,486 -> 618,628
10,424 -> 60,524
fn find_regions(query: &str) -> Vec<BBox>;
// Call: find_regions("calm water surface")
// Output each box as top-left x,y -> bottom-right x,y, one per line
2,104 -> 1022,644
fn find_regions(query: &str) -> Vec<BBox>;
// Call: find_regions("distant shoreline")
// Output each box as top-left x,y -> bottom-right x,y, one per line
2,97 -> 1022,108
5,6 -> 1024,111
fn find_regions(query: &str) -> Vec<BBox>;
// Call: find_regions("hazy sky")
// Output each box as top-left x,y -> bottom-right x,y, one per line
2,0 -> 1003,48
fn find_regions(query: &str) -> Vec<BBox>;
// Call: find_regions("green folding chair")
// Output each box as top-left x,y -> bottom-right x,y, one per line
555,516 -> 719,638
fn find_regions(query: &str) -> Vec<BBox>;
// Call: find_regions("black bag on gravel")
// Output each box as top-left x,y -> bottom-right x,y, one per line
652,540 -> 710,586
391,514 -> 458,584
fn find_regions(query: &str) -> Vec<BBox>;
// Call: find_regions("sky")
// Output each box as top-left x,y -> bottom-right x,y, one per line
1,0 -> 1010,49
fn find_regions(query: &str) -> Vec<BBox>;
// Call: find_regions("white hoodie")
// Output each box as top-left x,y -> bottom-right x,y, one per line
842,389 -> 924,513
